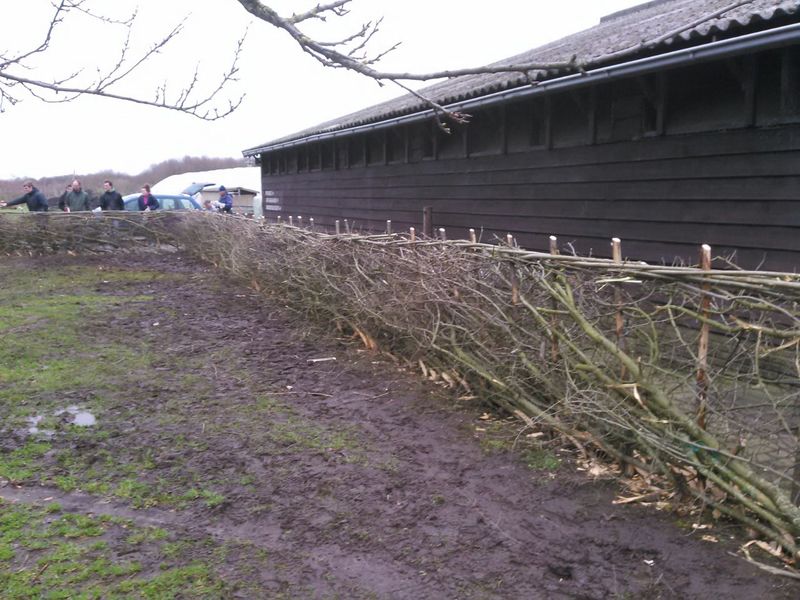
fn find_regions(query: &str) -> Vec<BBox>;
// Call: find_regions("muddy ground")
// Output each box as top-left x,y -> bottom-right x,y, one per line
1,249 -> 798,599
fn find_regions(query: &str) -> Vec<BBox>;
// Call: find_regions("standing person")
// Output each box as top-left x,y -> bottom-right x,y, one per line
217,186 -> 233,214
99,180 -> 124,211
58,179 -> 90,212
137,184 -> 159,211
57,183 -> 71,211
0,181 -> 49,211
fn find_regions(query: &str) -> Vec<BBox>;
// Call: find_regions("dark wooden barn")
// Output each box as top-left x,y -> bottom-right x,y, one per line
243,0 -> 800,271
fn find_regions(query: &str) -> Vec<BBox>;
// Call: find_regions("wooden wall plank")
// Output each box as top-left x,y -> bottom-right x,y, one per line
260,117 -> 800,270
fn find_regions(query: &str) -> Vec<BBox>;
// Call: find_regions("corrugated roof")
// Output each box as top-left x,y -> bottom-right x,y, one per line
245,0 -> 800,153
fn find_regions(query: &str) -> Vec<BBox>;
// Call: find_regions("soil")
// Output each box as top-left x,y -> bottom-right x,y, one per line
2,249 -> 798,599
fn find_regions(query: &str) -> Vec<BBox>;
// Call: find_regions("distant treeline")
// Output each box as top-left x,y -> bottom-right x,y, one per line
0,156 -> 248,203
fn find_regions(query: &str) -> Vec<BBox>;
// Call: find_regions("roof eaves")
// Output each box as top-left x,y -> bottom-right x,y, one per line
243,1 -> 800,155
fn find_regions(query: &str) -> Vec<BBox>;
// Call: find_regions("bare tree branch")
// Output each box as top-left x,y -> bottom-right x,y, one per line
289,0 -> 352,24
0,0 -> 759,123
233,0 -> 757,123
0,1 -> 244,120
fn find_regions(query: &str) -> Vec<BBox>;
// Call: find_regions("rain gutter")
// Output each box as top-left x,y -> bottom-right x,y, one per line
243,21 -> 800,157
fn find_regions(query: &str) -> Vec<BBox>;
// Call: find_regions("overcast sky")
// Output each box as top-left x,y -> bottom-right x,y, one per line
0,0 -> 643,180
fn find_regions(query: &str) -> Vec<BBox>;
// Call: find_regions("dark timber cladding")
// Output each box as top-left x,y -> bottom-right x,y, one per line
244,0 -> 800,271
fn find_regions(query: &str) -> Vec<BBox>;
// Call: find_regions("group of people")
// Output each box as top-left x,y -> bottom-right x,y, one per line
1,179 -> 234,214
0,179 -> 152,212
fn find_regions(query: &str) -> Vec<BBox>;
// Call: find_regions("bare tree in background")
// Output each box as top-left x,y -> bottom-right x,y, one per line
0,0 -> 748,123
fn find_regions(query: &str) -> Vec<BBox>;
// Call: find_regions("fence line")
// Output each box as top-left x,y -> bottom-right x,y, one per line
2,211 -> 800,562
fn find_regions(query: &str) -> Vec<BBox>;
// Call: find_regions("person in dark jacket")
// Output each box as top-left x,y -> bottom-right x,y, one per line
57,183 -> 71,210
0,181 -> 49,211
58,179 -> 90,212
99,180 -> 124,211
137,184 -> 159,211
217,186 -> 233,214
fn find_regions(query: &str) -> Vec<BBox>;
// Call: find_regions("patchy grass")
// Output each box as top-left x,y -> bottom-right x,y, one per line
0,258 -> 370,501
0,441 -> 51,483
0,263 -> 156,419
0,500 -> 231,599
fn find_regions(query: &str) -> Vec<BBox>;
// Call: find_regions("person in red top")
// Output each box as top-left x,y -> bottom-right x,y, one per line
137,184 -> 160,211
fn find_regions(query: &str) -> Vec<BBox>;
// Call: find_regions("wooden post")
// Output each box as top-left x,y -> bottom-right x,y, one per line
469,228 -> 477,244
423,206 -> 433,238
549,235 -> 559,255
506,233 -> 519,305
288,215 -> 294,226
344,219 -> 351,234
696,244 -> 712,429
335,219 -> 341,235
277,215 -> 282,224
510,264 -> 520,306
386,220 -> 392,234
438,227 -> 446,241
297,216 -> 303,228
549,236 -> 559,361
612,238 -> 626,379
309,217 -> 314,230
409,227 -> 416,242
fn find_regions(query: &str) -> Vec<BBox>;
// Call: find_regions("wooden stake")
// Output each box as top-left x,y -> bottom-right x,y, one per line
288,215 -> 293,226
549,235 -> 559,255
697,244 -> 712,429
345,219 -> 351,234
335,219 -> 341,235
511,265 -> 520,305
309,217 -> 314,230
277,215 -> 282,224
386,220 -> 392,234
297,216 -> 303,228
469,228 -> 477,244
438,227 -> 446,241
612,238 -> 626,379
505,232 -> 520,305
409,227 -> 416,242
549,236 -> 559,361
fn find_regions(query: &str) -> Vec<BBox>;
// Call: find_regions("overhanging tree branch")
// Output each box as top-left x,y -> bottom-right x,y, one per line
0,1 -> 244,120
0,0 -> 759,123
233,0 -> 754,123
